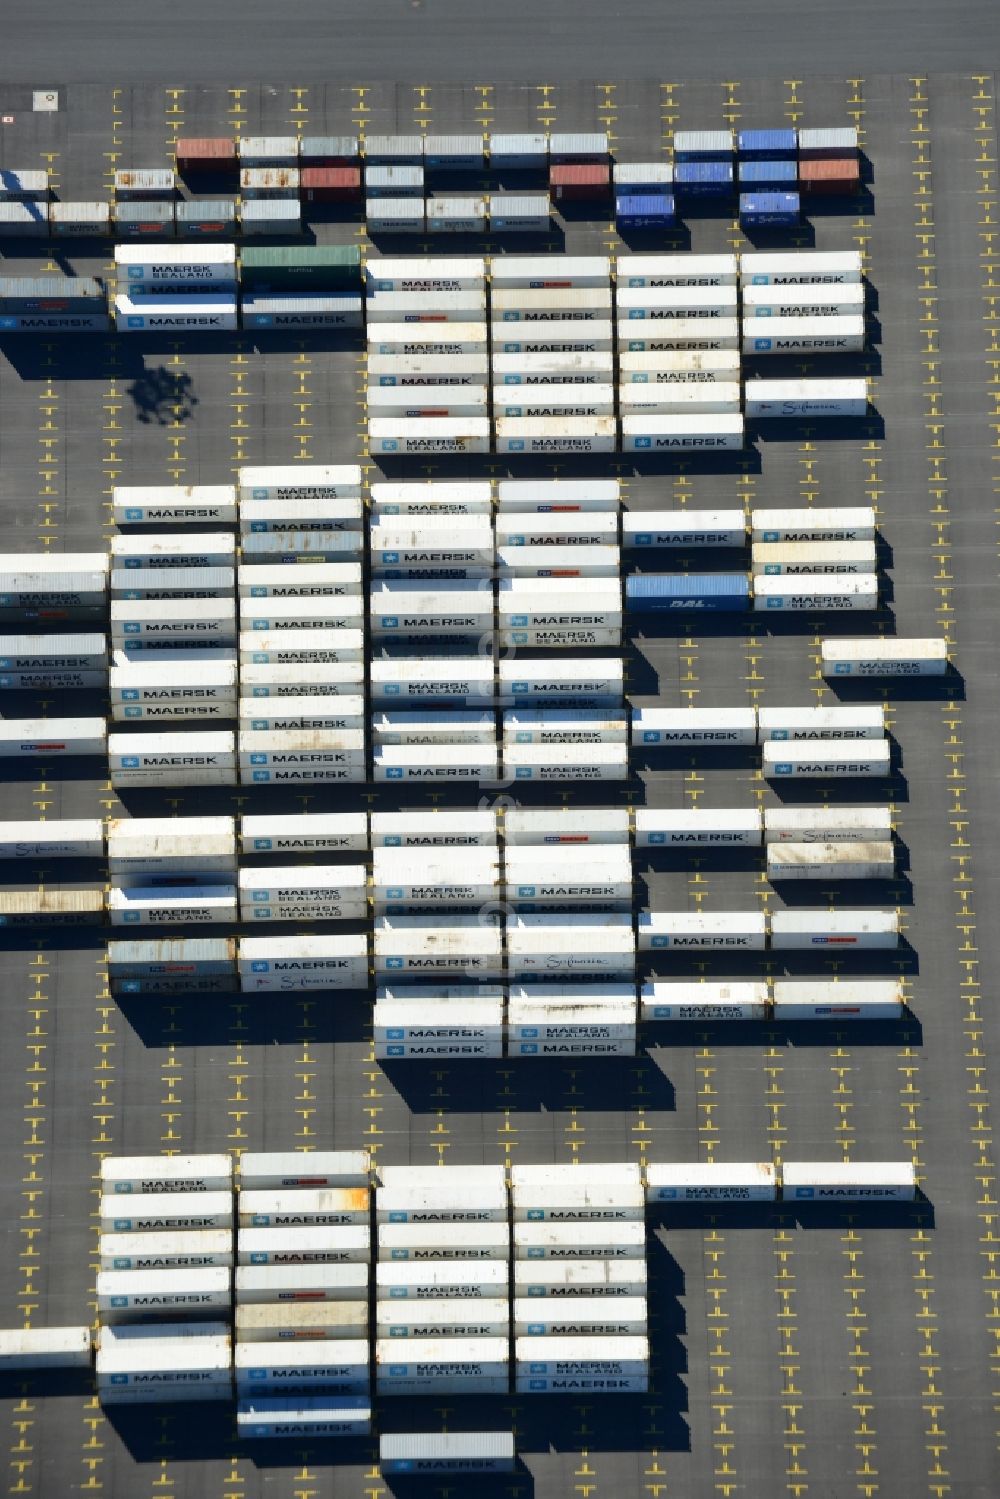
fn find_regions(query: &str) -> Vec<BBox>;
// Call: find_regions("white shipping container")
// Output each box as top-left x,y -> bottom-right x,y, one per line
238,696 -> 364,732
744,378 -> 868,419
618,349 -> 741,382
0,818 -> 104,859
101,1191 -> 233,1233
97,1266 -> 231,1318
379,1431 -> 515,1474
240,595 -> 363,632
742,283 -> 864,318
370,809 -> 496,847
743,315 -> 866,354
758,705 -> 884,741
782,1159 -> 915,1200
240,629 -> 365,666
619,382 -> 742,415
240,1188 -> 370,1229
503,742 -> 628,781
513,1332 -> 649,1375
496,479 -> 620,513
491,287 -> 613,320
372,848 -> 501,907
0,1328 -> 92,1370
752,506 -> 876,544
239,934 -> 368,990
617,317 -> 740,351
496,513 -> 617,548
237,1396 -> 371,1439
370,481 -> 491,514
740,250 -> 863,285
97,1336 -> 232,1400
634,807 -> 761,847
115,294 -> 238,332
237,864 -> 366,909
240,812 -> 367,854
492,321 -> 614,353
632,707 -> 756,747
751,541 -> 876,574
503,708 -> 627,744
376,1262 -> 508,1300
370,658 -> 493,705
375,1336 -> 508,1394
504,846 -> 632,904
506,914 -> 635,978
511,1162 -> 641,1188
638,911 -> 766,950
621,414 -> 746,451
0,717 -> 106,756
491,256 -> 611,289
763,805 -> 892,843
766,841 -> 895,881
101,1153 -> 232,1195
365,288 -> 487,322
499,657 -> 624,707
237,1227 -> 370,1265
374,915 -> 504,977
375,1300 -> 509,1338
513,1297 -> 647,1335
108,886 -> 237,926
235,1265 -> 370,1303
369,323 -> 487,356
763,742 -> 890,779
617,285 -> 738,319
235,1303 -> 368,1341
110,533 -> 235,569
113,486 -> 237,527
820,637 -> 948,676
622,509 -> 746,550
367,386 -> 489,421
753,574 -> 879,611
237,729 -> 365,771
111,598 -> 237,641
239,1151 -> 369,1192
493,351 -> 614,385
100,1231 -> 233,1271
493,383 -> 616,418
372,745 -> 498,783
495,416 -> 617,454
770,908 -> 899,949
234,1340 -> 369,1392
618,254 -> 738,288
369,418 -> 491,456
646,1162 -> 777,1202
641,980 -> 770,1022
240,662 -> 363,694
773,977 -> 905,1025
498,577 -> 622,630
514,1260 -> 646,1297
367,257 -> 486,291
238,563 -> 362,598
511,1178 -> 643,1221
368,356 -> 491,391
503,807 -> 629,846
108,731 -> 235,771
107,816 -> 236,875
373,710 -> 495,748
377,1223 -> 510,1261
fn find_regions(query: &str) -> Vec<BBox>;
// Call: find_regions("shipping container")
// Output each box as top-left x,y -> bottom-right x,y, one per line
766,841 -> 895,881
612,163 -> 675,190
50,201 -> 111,235
621,509 -> 744,549
743,314 -> 865,355
375,1005 -> 504,1060
238,934 -> 368,991
549,163 -> 611,199
506,914 -> 635,979
107,729 -> 235,771
763,805 -> 893,844
758,704 -> 884,741
375,1336 -> 509,1395
373,745 -> 499,783
0,818 -> 104,860
0,717 -> 106,756
241,293 -> 362,329
770,908 -> 898,949
503,846 -> 632,905
739,191 -> 800,224
503,742 -> 627,781
745,378 -> 868,419
365,135 -> 425,164
240,167 -> 300,198
372,848 -> 501,908
626,573 -> 750,611
497,479 -> 619,513
641,980 -> 770,1022
107,817 -> 236,877
514,1297 -> 647,1336
762,743 -> 891,779
239,245 -> 362,291
619,382 -> 742,415
0,1327 -> 92,1369
300,167 -> 362,202
820,637 -> 948,676
175,200 -> 238,237
511,1173 -> 643,1221
513,1332 -> 648,1389
372,711 -> 495,747
239,812 -> 366,855
673,130 -> 734,159
0,889 -> 104,927
621,414 -> 746,451
617,285 -> 738,319
493,351 -> 614,387
111,566 -> 233,601
426,197 -> 487,232
365,199 -> 426,233
0,202 -> 49,237
751,541 -> 876,575
619,318 -> 740,352
234,1340 -> 369,1393
646,1162 -> 776,1202
368,581 -> 493,637
371,481 -> 491,516
96,1333 -> 232,1401
110,659 -> 237,715
493,320 -> 614,352
514,1260 -> 646,1298
489,134 -> 548,169
239,631 -> 364,666
100,1230 -> 233,1271
108,886 -> 238,926
369,417 -> 491,455
751,507 -> 876,544
237,865 -> 367,916
503,708 -> 627,744
369,357 -> 490,392
375,1299 -> 508,1338
367,386 -> 489,421
237,1395 -> 371,1438
0,169 -> 50,201
495,416 -> 617,454
673,162 -> 733,193
615,193 -> 676,227
499,657 -> 624,707
781,1159 -> 915,1201
639,910 -> 765,952
97,1266 -> 231,1319
499,543 -> 620,581
498,576 -> 622,631
376,1261 -> 508,1300
371,810 -> 496,847
101,1191 -> 233,1233
635,807 -> 761,847
236,1302 -> 368,1341
377,1223 -> 509,1262
493,384 -> 616,418
487,194 -> 551,231
107,937 -> 236,980
238,1227 -> 370,1266
380,1432 -> 515,1474
503,807 -> 629,846
0,635 -> 106,675
738,162 -> 798,189
423,136 -> 486,169
238,136 -> 299,167
115,293 -> 238,331
370,658 -> 493,706
374,914 -> 504,977
235,1264 -> 370,1303
632,707 -> 756,747
493,287 -> 612,320
239,200 -> 303,236
239,1188 -> 369,1230
741,250 -> 863,286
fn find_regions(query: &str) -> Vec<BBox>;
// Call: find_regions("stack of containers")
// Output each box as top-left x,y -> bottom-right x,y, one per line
548,134 -> 611,210
95,1154 -> 234,1406
424,135 -> 487,234
672,130 -> 734,209
798,127 -> 861,199
613,161 -> 676,230
107,935 -> 238,1000
741,249 -> 865,357
372,808 -> 502,1059
113,168 -> 176,241
0,276 -> 109,333
364,136 -> 426,235
113,244 -> 238,332
0,549 -> 108,621
370,466 -> 497,783
0,170 -> 50,240
616,253 -> 744,451
237,463 -> 366,720
173,138 -> 238,238
737,128 -> 800,226
488,132 -> 551,233
109,489 -> 238,787
512,1162 -> 649,1393
109,525 -> 237,726
106,815 -> 238,929
299,136 -> 362,209
237,136 -> 302,237
375,1165 -> 510,1398
239,243 -> 364,331
366,257 -> 490,454
234,1151 -> 371,1434
750,502 -> 878,614
492,256 -> 615,454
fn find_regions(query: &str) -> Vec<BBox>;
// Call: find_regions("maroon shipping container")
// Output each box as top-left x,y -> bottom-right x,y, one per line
799,157 -> 861,194
301,167 -> 362,203
549,163 -> 611,201
176,138 -> 237,173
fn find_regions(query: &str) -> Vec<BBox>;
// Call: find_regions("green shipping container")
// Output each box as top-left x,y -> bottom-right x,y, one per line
239,245 -> 362,291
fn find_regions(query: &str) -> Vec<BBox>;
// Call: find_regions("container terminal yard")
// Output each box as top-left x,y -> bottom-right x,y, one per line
0,43 -> 998,1499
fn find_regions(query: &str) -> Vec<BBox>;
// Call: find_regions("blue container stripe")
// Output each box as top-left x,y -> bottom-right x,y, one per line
737,128 -> 798,156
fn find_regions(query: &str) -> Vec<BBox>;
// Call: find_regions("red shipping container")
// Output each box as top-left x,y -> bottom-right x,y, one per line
176,138 -> 237,173
799,157 -> 861,193
549,163 -> 611,201
301,167 -> 362,203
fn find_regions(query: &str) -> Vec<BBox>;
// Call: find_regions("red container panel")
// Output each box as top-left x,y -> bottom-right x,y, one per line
301,167 -> 362,202
176,138 -> 237,171
799,157 -> 861,193
549,163 -> 611,200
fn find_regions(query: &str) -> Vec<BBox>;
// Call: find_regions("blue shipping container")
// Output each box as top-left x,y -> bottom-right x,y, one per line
625,573 -> 750,612
738,160 -> 798,186
737,128 -> 798,158
739,192 -> 800,225
615,193 -> 676,227
674,162 -> 733,194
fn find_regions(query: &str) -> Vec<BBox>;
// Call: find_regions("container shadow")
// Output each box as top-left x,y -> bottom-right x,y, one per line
381,1054 -> 676,1115
750,410 -> 885,443
614,225 -> 692,253
0,1370 -> 94,1400
642,1009 -> 922,1052
828,669 -> 965,704
116,989 -> 372,1049
384,1472 -> 532,1499
740,221 -> 817,250
793,1197 -> 933,1230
